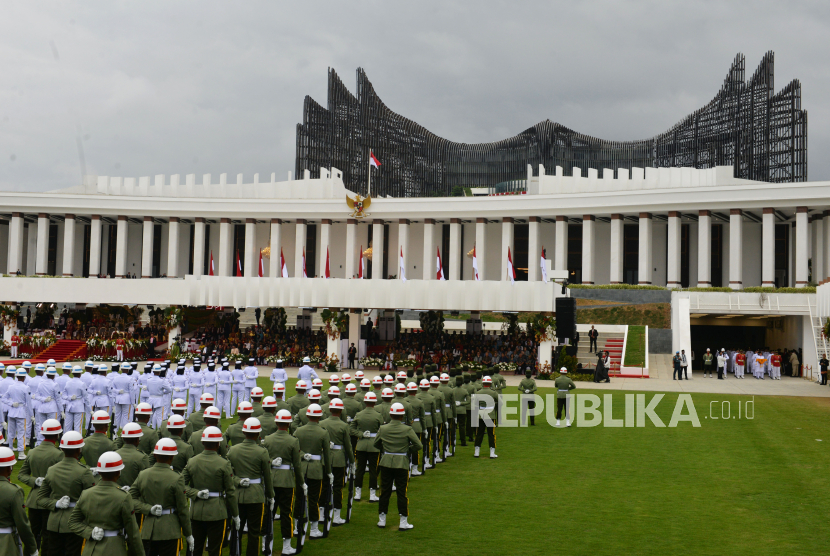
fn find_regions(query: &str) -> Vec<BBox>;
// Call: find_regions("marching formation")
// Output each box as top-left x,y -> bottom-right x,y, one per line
0,356 -> 508,556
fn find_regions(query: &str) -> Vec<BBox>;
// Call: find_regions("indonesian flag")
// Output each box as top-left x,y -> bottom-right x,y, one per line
472,246 -> 480,281
280,248 -> 289,278
436,246 -> 445,280
302,248 -> 307,278
507,247 -> 516,284
325,247 -> 331,279
235,250 -> 242,277
369,151 -> 381,168
358,245 -> 364,279
541,248 -> 549,283
399,247 -> 407,282
258,250 -> 264,277
208,251 -> 214,276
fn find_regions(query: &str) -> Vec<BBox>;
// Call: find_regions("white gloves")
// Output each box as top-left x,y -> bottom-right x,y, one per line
302,453 -> 313,461
346,416 -> 353,423
150,504 -> 163,516
91,527 -> 104,541
30,550 -> 38,556
35,477 -> 44,487
61,412 -> 65,420
12,402 -> 19,408
44,396 -> 52,403
350,463 -> 357,475
239,478 -> 250,488
329,441 -> 335,449
70,395 -> 77,400
196,489 -> 210,499
328,473 -> 334,485
524,389 -> 530,394
91,469 -> 99,477
95,390 -> 101,396
302,483 -> 308,495
187,536 -> 195,552
268,498 -> 275,511
56,495 -> 71,509
233,516 -> 241,530
141,385 -> 147,390
455,401 -> 461,406
120,485 -> 130,492
271,457 -> 282,467
362,430 -> 372,438
118,389 -> 124,395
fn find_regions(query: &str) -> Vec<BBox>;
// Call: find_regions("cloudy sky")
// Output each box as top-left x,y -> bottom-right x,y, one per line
1,1 -> 829,192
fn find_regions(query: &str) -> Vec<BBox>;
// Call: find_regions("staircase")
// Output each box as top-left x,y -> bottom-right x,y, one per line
808,304 -> 826,382
576,331 -> 625,375
1,339 -> 86,365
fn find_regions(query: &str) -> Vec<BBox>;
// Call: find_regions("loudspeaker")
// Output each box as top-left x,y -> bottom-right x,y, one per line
556,297 -> 576,343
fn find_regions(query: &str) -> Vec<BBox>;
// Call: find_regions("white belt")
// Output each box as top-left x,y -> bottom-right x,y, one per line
244,478 -> 262,484
207,491 -> 222,497
557,389 -> 569,392
160,508 -> 176,515
385,452 -> 407,456
445,404 -> 450,407
59,502 -> 77,509
0,527 -> 12,534
307,454 -> 322,461
103,530 -> 122,537
412,418 -> 419,422
424,411 -> 431,415
366,433 -> 377,437
331,445 -> 342,450
272,464 -> 293,470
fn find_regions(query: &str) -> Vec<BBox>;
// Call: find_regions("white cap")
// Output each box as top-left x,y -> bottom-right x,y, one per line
262,396 -> 277,408
364,392 -> 377,403
172,398 -> 188,410
307,388 -> 321,401
559,367 -> 568,373
47,359 -> 56,366
97,451 -> 125,472
242,417 -> 262,433
251,387 -> 264,397
154,437 -> 179,456
135,402 -> 153,415
203,406 -> 222,419
199,392 -> 215,403
237,401 -> 254,414
381,387 -> 394,398
273,383 -> 286,394
303,356 -> 311,363
45,367 -> 57,375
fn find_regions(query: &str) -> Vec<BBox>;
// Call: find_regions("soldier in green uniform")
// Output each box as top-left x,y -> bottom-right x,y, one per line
286,381 -> 310,415
393,384 -> 413,427
262,410 -> 304,555
373,403 -> 422,531
415,379 -> 435,469
182,426 -> 240,556
519,370 -> 538,426
452,376 -> 470,446
491,366 -> 507,396
250,387 -> 265,417
272,384 -> 292,414
188,406 -> 228,457
319,398 -> 353,526
472,376 -> 498,459
224,401 -> 254,446
321,387 -> 346,423
342,384 -> 363,456
17,418 -> 63,553
259,397 -> 278,437
377,388 -> 395,424
292,403 -> 332,539
438,373 -> 456,457
37,430 -> 95,553
554,366 -> 576,427
702,348 -> 714,378
82,410 -> 115,469
291,389 -> 321,433
68,451 -> 145,556
114,403 -> 159,456
114,422 -> 150,489
355,378 -> 371,408
0,446 -> 38,556
159,414 -> 193,473
349,391 -> 383,501
463,372 -> 476,442
159,398 -> 193,443
404,383 -> 425,475
130,438 -> 194,555
227,417 -> 274,556
429,376 -> 447,463
187,393 -> 214,432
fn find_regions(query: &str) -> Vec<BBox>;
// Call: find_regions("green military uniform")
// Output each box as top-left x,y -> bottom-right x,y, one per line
321,402 -> 348,423
554,373 -> 576,422
223,419 -> 247,446
373,420 -> 422,518
396,396 -> 414,426
0,475 -> 38,556
349,405 -> 384,494
189,427 -> 229,457
18,439 -> 64,550
115,444 -> 150,488
452,379 -> 470,446
262,429 -> 303,541
227,439 -> 274,553
290,406 -> 313,434
377,398 -> 393,424
159,416 -> 193,443
81,432 -> 115,468
342,395 -> 363,423
293,422 -> 332,523
188,410 -> 206,432
259,412 -> 278,437
182,450 -> 239,555
274,398 -> 292,415
438,382 -> 456,454
491,371 -> 506,395
68,480 -> 145,556
130,462 -> 193,553
464,376 -> 477,441
286,392 -> 309,415
320,415 -> 354,512
168,436 -> 194,473
251,401 -> 264,418
472,386 -> 498,452
703,350 -> 714,377
518,374 -> 538,426
37,457 -> 96,552
415,389 -> 435,467
355,389 -> 368,408
114,423 -> 159,456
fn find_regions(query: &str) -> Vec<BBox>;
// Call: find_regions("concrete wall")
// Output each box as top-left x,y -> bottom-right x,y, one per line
648,328 -> 673,353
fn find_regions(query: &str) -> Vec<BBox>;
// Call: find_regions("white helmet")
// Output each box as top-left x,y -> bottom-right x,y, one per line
166,414 -> 187,429
242,417 -> 262,434
40,419 -> 62,436
0,447 -> 15,467
275,409 -> 292,423
60,430 -> 85,450
201,426 -> 223,443
96,451 -> 125,473
390,402 -> 406,416
91,410 -> 111,425
153,437 -> 179,457
121,422 -> 144,439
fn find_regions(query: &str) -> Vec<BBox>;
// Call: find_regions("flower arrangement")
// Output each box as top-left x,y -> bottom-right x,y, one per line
359,356 -> 384,369
459,361 -> 486,372
526,313 -> 557,343
537,360 -> 552,380
265,355 -> 283,365
0,305 -> 19,330
393,359 -> 418,368
324,354 -> 340,372
321,309 -> 349,340
163,307 -> 182,331
495,361 -> 517,374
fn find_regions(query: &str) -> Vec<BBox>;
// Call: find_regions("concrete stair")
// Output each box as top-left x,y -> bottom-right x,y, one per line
576,333 -> 625,375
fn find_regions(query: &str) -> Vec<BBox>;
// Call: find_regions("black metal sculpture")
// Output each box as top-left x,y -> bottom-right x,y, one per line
296,52 -> 806,197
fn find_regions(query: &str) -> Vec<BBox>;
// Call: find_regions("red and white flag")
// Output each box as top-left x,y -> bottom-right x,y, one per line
208,251 -> 215,276
302,248 -> 307,278
258,250 -> 264,277
325,247 -> 331,279
472,246 -> 480,281
235,250 -> 242,277
436,246 -> 445,281
369,151 -> 381,168
358,245 -> 364,279
280,248 -> 289,278
507,247 -> 516,284
541,248 -> 549,283
399,247 -> 407,282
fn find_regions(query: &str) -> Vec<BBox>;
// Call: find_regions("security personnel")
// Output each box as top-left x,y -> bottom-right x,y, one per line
349,391 -> 383,502
452,376 -> 470,445
259,396 -> 278,437
161,414 -> 194,473
342,384 -> 363,424
82,410 -> 116,469
356,378 -> 371,407
321,386 -> 345,423
147,365 -> 172,428
0,445 -> 38,556
18,418 -> 64,553
293,403 -> 331,539
38,430 -> 95,552
287,381 -> 310,415
314,379 -> 329,406
703,348 -> 714,378
159,398 -> 193,443
114,403 -> 159,456
320,398 -> 353,526
224,401 -> 254,446
182,426 -> 240,555
473,376 -> 498,459
187,393 -> 214,433
438,373 -> 456,457
405,382 -> 425,475
393,384 -> 413,425
428,375 -> 447,463
491,366 -> 507,396
262,409 -> 303,556
130,438 -> 194,555
250,387 -> 265,417
291,389 -> 321,432
518,370 -> 538,426
373,403 -> 421,531
554,366 -> 576,427
68,451 -> 144,555
115,422 -> 150,488
227,417 -> 274,555
188,406 -> 228,457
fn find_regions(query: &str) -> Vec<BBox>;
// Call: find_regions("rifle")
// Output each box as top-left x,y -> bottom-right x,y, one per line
295,487 -> 309,554
262,501 -> 274,556
322,474 -> 333,537
345,464 -> 355,523
108,410 -> 115,440
229,519 -> 239,556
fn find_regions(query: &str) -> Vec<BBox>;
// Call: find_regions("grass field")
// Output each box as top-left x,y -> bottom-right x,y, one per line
12,378 -> 830,555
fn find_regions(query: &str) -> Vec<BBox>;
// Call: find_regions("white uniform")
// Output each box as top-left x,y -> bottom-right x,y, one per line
216,367 -> 233,417
186,369 -> 204,416
147,375 -> 172,428
270,367 -> 288,389
62,376 -> 89,432
230,368 -> 246,415
111,373 -> 134,429
1,380 -> 32,455
33,378 -> 60,445
202,367 -> 217,401
243,365 -> 258,402
297,365 -> 319,383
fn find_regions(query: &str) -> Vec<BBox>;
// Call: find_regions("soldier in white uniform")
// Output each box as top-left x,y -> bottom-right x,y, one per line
147,365 -> 173,428
297,357 -> 319,383
111,363 -> 134,430
216,361 -> 233,418
34,366 -> 61,445
62,366 -> 89,433
187,363 -> 205,417
1,368 -> 33,459
243,358 -> 258,402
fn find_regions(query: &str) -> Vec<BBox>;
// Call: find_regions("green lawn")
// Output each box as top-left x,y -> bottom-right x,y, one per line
624,324 -> 646,367
13,379 -> 830,555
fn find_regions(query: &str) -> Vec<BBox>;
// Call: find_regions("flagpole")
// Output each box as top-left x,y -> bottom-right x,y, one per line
367,147 -> 372,197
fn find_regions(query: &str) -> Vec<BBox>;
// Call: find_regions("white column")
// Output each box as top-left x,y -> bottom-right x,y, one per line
813,214 -> 824,284
141,217 -> 153,278
581,216 -> 595,284
762,208 -> 775,286
115,215 -> 128,278
88,215 -> 102,278
422,218 -> 435,280
319,219 -> 331,277
527,217 -> 540,282
167,217 -> 180,278
554,216 -> 566,272
667,212 -> 681,288
219,218 -> 231,277
193,218 -> 205,277
729,209 -> 743,290
449,218 -> 461,280
824,210 -> 830,281
348,309 -> 361,357
344,219 -> 356,279
269,219 -> 282,278
796,206 -> 809,287
372,219 -> 384,280
501,217 -> 514,282
62,214 -> 76,276
295,219 -> 307,277
610,214 -> 623,284
638,212 -> 652,285
697,210 -> 711,288
244,218 -> 256,277
475,218 -> 487,280
397,219 -> 409,280
35,213 -> 49,275
7,212 -> 24,275
26,222 -> 37,276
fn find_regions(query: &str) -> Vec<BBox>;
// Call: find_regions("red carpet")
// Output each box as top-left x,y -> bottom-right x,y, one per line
1,339 -> 86,365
